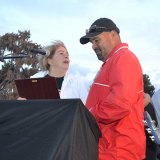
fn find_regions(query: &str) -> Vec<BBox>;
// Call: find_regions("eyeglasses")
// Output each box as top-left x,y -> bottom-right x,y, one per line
85,25 -> 112,34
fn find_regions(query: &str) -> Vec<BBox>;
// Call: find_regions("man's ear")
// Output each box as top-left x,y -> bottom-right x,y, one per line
47,58 -> 51,65
111,30 -> 117,37
111,30 -> 119,41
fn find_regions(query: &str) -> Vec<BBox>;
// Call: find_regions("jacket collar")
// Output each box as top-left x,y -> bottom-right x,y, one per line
102,43 -> 129,66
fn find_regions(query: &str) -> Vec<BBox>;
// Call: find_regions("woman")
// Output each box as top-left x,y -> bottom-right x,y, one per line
20,40 -> 88,104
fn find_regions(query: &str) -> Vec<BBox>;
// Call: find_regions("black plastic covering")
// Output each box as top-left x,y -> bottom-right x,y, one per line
0,99 -> 101,160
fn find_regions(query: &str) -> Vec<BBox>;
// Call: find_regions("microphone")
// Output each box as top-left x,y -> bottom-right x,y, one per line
0,54 -> 32,62
30,49 -> 46,55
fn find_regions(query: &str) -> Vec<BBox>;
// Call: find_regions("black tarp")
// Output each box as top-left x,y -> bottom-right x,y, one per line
0,99 -> 101,160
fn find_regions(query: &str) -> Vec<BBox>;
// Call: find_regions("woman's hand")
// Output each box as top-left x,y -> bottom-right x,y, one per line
17,97 -> 27,100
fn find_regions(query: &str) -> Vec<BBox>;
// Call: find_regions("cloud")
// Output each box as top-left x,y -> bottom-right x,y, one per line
0,0 -> 160,90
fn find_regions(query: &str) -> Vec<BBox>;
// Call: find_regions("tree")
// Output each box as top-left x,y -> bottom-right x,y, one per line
0,30 -> 42,100
143,74 -> 155,97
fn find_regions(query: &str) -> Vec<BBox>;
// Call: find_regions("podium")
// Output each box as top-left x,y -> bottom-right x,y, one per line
0,99 -> 101,160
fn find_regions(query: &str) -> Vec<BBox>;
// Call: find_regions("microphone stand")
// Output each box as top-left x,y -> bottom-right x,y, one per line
0,54 -> 32,62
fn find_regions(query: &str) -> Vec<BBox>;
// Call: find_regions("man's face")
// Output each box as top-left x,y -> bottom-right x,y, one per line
90,32 -> 113,62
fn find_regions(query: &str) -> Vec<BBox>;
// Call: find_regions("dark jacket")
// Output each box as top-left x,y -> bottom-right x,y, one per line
145,103 -> 158,160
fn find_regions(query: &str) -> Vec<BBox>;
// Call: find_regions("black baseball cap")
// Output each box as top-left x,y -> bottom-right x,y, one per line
80,18 -> 120,44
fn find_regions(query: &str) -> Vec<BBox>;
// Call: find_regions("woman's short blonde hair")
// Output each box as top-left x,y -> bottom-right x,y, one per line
39,40 -> 66,70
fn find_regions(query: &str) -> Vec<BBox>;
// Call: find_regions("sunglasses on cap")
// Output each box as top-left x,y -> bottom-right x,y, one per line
85,25 -> 112,34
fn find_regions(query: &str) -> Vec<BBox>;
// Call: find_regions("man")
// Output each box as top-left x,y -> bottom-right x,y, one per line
151,89 -> 160,160
152,89 -> 160,127
80,18 -> 146,160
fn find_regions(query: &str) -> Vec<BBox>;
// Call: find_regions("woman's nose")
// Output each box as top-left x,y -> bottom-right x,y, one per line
65,54 -> 69,59
66,52 -> 69,57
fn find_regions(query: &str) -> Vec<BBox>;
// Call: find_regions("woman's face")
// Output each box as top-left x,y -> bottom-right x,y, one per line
47,46 -> 70,71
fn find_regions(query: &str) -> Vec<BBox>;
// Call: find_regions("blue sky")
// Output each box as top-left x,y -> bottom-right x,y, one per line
0,0 -> 160,90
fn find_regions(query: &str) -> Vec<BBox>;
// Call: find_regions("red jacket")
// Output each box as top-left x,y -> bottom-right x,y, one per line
86,43 -> 146,160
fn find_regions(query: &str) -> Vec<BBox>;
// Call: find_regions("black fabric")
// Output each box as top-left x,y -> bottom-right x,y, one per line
0,99 -> 101,160
55,77 -> 64,90
145,103 -> 159,160
44,74 -> 64,90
